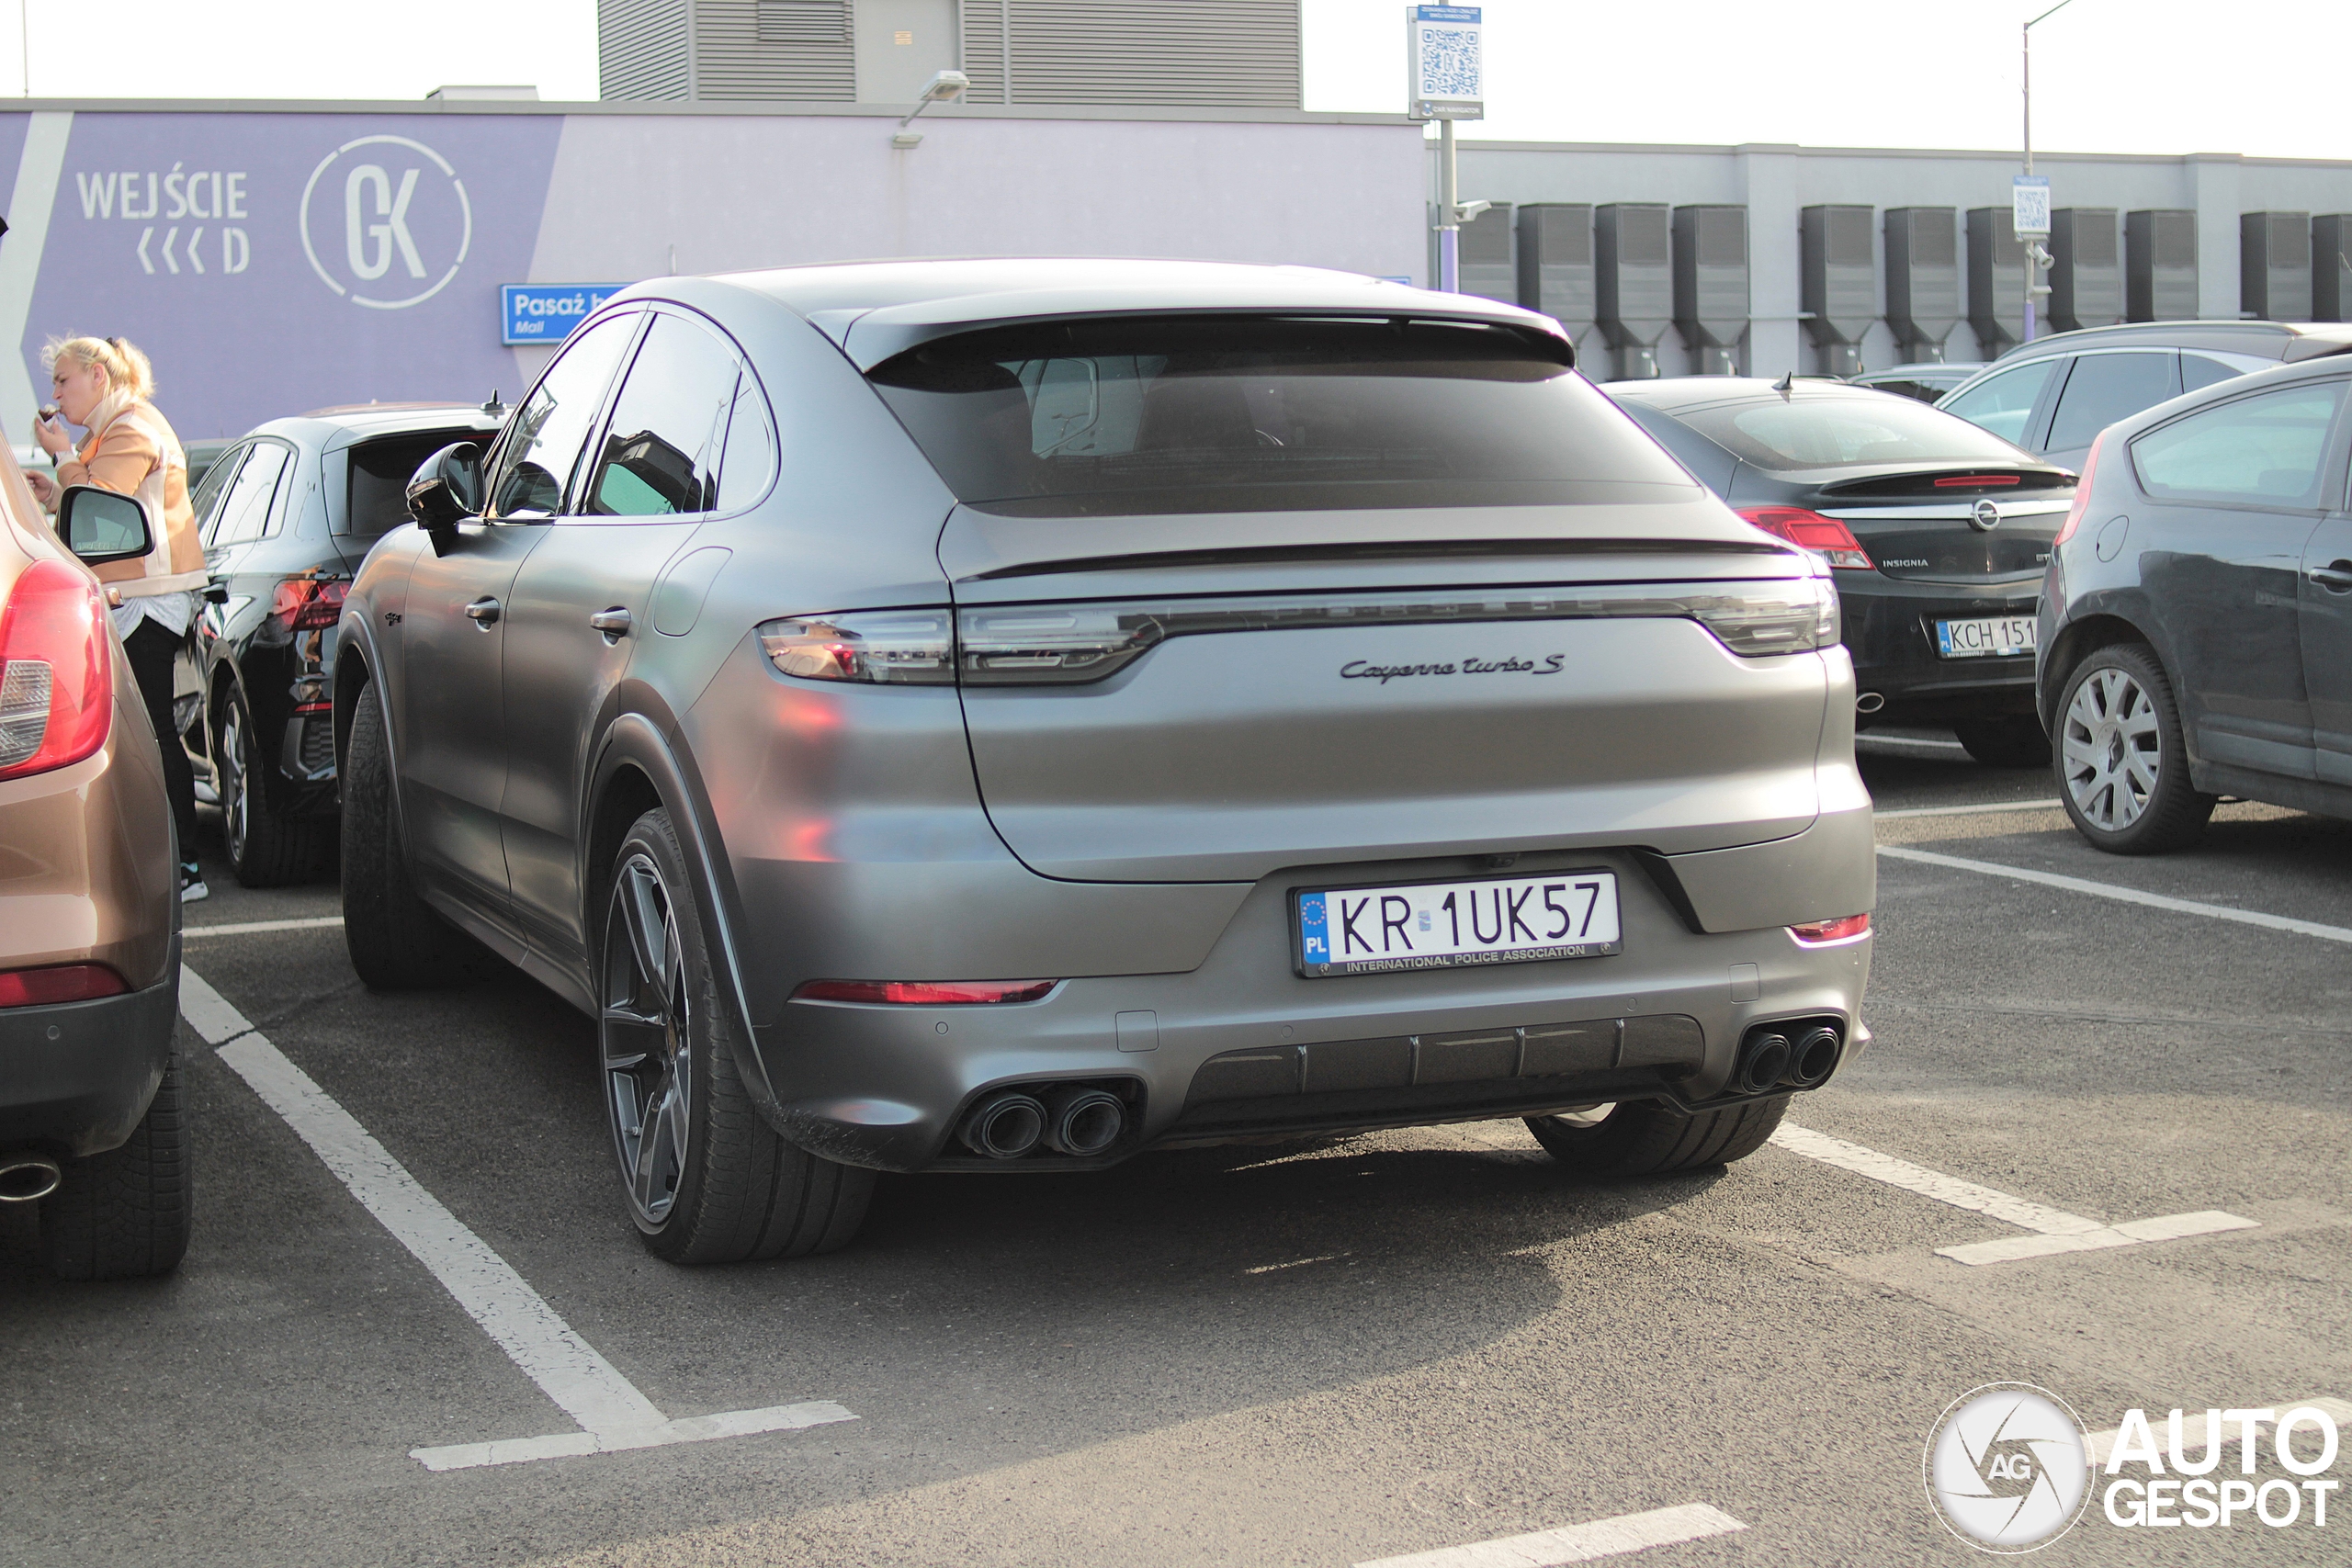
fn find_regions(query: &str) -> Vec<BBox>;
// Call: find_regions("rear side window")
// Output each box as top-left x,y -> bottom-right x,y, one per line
2131,380 -> 2347,507
187,444 -> 245,541
208,442 -> 289,547
1667,394 -> 2029,471
2180,355 -> 2241,394
866,316 -> 1690,516
2045,352 -> 2177,451
1939,360 -> 2056,443
487,310 -> 639,520
344,429 -> 485,539
582,312 -> 741,517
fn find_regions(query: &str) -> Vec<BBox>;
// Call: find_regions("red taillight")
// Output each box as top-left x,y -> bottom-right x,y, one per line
1789,914 -> 1871,947
0,560 -> 113,783
2052,434 -> 2102,547
0,963 -> 129,1008
793,978 -> 1057,1005
1931,473 -> 2022,488
1736,506 -> 1874,570
272,577 -> 348,630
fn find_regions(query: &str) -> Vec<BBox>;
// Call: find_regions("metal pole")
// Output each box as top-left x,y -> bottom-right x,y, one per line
2021,20 -> 2034,341
1438,118 -> 1460,293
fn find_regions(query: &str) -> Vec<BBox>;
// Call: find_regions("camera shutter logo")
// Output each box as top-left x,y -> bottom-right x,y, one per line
1924,1383 -> 2091,1552
299,135 -> 472,310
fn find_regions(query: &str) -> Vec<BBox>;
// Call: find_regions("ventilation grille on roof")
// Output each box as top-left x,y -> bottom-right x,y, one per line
757,0 -> 850,41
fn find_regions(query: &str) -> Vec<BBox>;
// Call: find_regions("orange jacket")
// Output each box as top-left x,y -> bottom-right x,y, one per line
56,391 -> 202,594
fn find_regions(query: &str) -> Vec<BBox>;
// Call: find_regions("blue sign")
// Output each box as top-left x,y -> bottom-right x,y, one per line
501,283 -> 628,345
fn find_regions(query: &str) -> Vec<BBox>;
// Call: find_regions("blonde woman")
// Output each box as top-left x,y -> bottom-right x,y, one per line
29,335 -> 209,899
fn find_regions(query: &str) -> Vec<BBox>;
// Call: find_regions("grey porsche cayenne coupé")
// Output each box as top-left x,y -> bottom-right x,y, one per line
336,260 -> 1875,1264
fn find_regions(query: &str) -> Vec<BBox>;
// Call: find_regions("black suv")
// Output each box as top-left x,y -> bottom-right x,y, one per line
193,400 -> 503,885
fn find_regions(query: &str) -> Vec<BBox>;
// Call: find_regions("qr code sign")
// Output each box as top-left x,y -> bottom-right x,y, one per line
1415,23 -> 1481,102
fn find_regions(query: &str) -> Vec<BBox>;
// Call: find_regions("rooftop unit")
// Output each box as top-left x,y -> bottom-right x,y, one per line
1516,203 -> 1595,350
1456,203 -> 1518,306
1800,205 -> 1876,377
1596,203 -> 1673,380
2048,209 -> 2121,333
2315,216 -> 2352,322
1673,205 -> 1748,377
1884,207 -> 1960,363
2125,210 -> 2199,321
1967,208 -> 2028,355
2243,211 -> 2312,321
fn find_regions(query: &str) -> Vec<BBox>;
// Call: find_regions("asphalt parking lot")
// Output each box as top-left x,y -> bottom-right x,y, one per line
6,730 -> 2347,1567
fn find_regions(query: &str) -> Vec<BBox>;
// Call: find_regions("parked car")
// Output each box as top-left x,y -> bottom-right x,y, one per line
191,400 -> 504,886
336,259 -> 1876,1265
2038,355 -> 2352,853
1607,377 -> 2073,766
1938,321 -> 2352,474
1847,363 -> 1984,404
0,453 -> 188,1279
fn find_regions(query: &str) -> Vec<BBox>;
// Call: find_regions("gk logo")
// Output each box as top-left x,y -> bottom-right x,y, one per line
300,134 -> 473,310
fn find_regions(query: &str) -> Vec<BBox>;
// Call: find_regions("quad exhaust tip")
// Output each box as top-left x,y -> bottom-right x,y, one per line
0,1153 -> 62,1203
1735,1019 -> 1846,1095
957,1083 -> 1132,1160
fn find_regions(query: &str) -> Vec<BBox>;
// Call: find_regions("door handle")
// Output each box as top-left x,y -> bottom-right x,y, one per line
589,607 -> 633,641
464,597 -> 502,625
2309,560 -> 2352,593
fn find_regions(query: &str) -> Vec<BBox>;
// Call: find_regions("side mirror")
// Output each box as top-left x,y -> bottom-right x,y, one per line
406,443 -> 483,534
56,484 -> 152,567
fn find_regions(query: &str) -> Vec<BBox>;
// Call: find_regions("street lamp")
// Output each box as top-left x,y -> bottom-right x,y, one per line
891,70 -> 970,149
2020,0 -> 2076,341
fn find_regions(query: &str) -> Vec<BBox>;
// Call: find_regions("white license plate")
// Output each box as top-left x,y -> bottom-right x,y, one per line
1935,615 -> 2039,659
1295,871 -> 1623,976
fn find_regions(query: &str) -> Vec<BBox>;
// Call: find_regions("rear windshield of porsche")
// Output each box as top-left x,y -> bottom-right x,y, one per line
865,316 -> 1694,516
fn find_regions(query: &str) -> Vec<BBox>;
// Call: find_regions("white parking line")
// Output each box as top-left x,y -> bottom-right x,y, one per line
1769,1123 -> 2258,1266
1874,798 -> 2063,819
1876,844 -> 2352,944
183,915 -> 346,939
178,966 -> 857,1471
2083,1397 -> 2352,1467
1353,1503 -> 1746,1568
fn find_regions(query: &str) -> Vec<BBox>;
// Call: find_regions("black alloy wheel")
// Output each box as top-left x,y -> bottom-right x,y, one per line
215,684 -> 325,886
2054,643 -> 2214,855
598,808 -> 874,1264
1525,1095 -> 1787,1176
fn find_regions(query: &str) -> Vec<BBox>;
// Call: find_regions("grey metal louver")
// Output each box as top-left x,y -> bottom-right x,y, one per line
2125,210 -> 2198,321
599,0 -> 691,100
2048,209 -> 2121,333
758,0 -> 850,41
1884,208 -> 1959,363
1801,205 -> 1875,377
1967,208 -> 2027,355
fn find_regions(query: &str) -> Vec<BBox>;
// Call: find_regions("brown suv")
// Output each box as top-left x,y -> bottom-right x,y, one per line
0,449 -> 187,1279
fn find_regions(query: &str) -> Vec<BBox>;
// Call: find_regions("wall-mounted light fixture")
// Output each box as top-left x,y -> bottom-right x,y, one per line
891,70 -> 970,149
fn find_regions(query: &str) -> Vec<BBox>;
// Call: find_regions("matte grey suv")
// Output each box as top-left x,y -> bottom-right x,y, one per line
335,260 -> 1875,1265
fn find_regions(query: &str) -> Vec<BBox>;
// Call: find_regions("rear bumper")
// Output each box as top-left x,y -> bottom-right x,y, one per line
0,976 -> 178,1156
1839,575 -> 2041,717
752,846 -> 1871,1173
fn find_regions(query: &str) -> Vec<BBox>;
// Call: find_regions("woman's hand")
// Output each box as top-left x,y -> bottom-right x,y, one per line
33,412 -> 73,458
24,470 -> 55,508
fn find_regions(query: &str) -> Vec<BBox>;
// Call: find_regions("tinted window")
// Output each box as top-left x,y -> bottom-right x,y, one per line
1940,360 -> 2057,443
717,369 -> 778,513
2132,380 -> 2346,507
188,444 -> 246,544
2045,352 -> 2177,451
2180,355 -> 2241,394
209,442 -> 289,547
868,316 -> 1688,516
345,429 -> 484,539
487,311 -> 639,520
1666,393 -> 2030,471
583,313 -> 739,517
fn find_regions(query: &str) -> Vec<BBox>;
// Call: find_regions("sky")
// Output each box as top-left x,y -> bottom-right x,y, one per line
6,1 -> 2350,163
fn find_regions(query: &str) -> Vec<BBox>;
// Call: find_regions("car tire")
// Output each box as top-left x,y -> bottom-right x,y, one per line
216,683 -> 328,887
341,682 -> 503,988
41,1050 -> 193,1280
2054,643 -> 2214,855
601,807 -> 874,1265
1523,1094 -> 1788,1177
1952,713 -> 2052,770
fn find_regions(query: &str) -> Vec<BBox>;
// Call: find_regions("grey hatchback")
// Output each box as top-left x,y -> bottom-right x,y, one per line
335,260 -> 1875,1264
